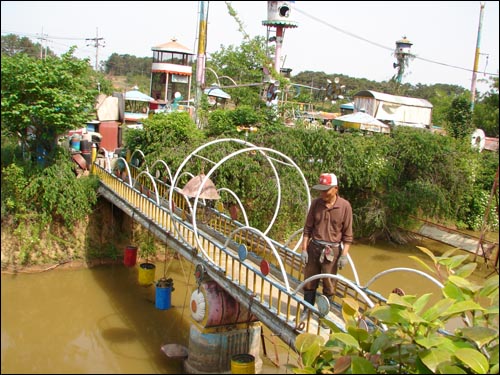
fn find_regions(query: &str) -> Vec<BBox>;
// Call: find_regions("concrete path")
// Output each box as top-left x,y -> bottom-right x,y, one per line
417,223 -> 497,259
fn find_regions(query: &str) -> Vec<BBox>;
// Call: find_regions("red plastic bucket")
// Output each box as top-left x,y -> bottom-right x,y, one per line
123,246 -> 138,267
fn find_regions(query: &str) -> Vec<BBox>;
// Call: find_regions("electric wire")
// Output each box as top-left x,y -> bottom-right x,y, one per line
4,5 -> 498,78
292,5 -> 499,77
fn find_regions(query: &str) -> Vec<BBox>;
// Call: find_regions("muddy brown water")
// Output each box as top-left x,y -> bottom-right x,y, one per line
1,237 -> 496,374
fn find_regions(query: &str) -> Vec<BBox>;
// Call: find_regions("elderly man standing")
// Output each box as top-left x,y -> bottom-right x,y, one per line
301,173 -> 353,309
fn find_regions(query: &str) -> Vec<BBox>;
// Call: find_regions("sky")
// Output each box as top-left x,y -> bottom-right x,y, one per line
2,1 -> 499,94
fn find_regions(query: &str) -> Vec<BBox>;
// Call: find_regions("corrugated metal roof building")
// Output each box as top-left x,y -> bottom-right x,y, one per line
353,90 -> 433,128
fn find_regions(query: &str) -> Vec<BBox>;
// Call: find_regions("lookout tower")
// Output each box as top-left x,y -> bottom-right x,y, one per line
262,1 -> 298,74
393,36 -> 413,84
150,38 -> 195,104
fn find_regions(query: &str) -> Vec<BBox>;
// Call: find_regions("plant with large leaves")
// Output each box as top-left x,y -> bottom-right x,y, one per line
293,247 -> 499,374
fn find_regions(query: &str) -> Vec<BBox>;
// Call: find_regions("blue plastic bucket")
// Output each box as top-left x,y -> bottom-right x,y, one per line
155,278 -> 174,310
156,285 -> 171,310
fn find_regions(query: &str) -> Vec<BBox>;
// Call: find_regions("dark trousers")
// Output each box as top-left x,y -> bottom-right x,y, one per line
303,240 -> 341,297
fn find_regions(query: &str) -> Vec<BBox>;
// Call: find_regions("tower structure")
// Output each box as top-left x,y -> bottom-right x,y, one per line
393,36 -> 413,84
150,38 -> 195,104
262,1 -> 298,75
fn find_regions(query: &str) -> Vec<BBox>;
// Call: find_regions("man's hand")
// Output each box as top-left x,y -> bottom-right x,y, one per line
302,251 -> 308,265
338,255 -> 348,269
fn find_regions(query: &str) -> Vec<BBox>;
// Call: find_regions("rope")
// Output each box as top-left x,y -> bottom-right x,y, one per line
163,242 -> 168,278
144,221 -> 152,264
179,259 -> 194,324
131,211 -> 135,243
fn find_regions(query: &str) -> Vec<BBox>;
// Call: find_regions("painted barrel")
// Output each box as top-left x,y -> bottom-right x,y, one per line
184,323 -> 262,374
70,135 -> 81,151
123,246 -> 138,267
80,140 -> 91,169
138,263 -> 156,286
155,279 -> 172,310
231,354 -> 255,374
190,281 -> 258,327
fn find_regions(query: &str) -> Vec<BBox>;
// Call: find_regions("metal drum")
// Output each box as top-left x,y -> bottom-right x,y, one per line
190,281 -> 258,327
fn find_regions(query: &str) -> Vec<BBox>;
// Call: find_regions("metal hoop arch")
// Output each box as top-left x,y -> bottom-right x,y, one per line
167,139 -> 311,253
129,149 -> 148,172
133,170 -> 160,205
190,145 -> 309,280
363,267 -> 444,290
224,225 -> 291,292
216,187 -> 249,227
150,159 -> 174,185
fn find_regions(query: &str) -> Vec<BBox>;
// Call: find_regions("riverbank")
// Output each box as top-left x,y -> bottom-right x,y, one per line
0,199 -> 176,273
2,218 -> 497,274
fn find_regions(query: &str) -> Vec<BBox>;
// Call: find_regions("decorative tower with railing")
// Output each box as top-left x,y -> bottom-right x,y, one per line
393,36 -> 414,84
150,38 -> 195,106
262,1 -> 298,75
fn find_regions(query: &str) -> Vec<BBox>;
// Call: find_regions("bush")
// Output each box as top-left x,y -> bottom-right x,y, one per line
293,247 -> 499,374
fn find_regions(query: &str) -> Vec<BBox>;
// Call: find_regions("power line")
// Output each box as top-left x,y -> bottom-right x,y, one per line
293,5 -> 499,77
1,29 -> 87,41
2,29 -> 98,62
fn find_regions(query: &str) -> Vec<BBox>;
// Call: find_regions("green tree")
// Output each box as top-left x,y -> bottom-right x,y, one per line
473,76 -> 499,137
445,95 -> 474,139
1,33 -> 55,58
1,145 -> 100,264
104,53 -> 152,78
1,48 -> 98,164
123,111 -> 205,162
207,36 -> 271,107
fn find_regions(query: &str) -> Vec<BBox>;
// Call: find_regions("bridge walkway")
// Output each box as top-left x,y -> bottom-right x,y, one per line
94,158 -> 386,348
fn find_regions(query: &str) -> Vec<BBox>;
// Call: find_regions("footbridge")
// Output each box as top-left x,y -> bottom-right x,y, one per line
92,138 -> 444,373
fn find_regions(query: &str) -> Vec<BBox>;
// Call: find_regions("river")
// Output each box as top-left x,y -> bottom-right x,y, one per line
1,237 -> 496,374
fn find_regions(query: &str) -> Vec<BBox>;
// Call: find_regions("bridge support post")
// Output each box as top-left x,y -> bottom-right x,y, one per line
184,280 -> 262,373
184,322 -> 262,374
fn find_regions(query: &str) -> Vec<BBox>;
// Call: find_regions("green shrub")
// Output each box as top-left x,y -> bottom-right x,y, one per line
293,248 -> 499,374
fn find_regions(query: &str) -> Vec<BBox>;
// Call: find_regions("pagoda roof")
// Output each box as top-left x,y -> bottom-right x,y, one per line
152,38 -> 194,55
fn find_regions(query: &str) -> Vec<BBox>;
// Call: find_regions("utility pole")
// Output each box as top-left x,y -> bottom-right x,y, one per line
37,27 -> 48,59
470,2 -> 485,111
86,27 -> 105,70
195,1 -> 208,127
